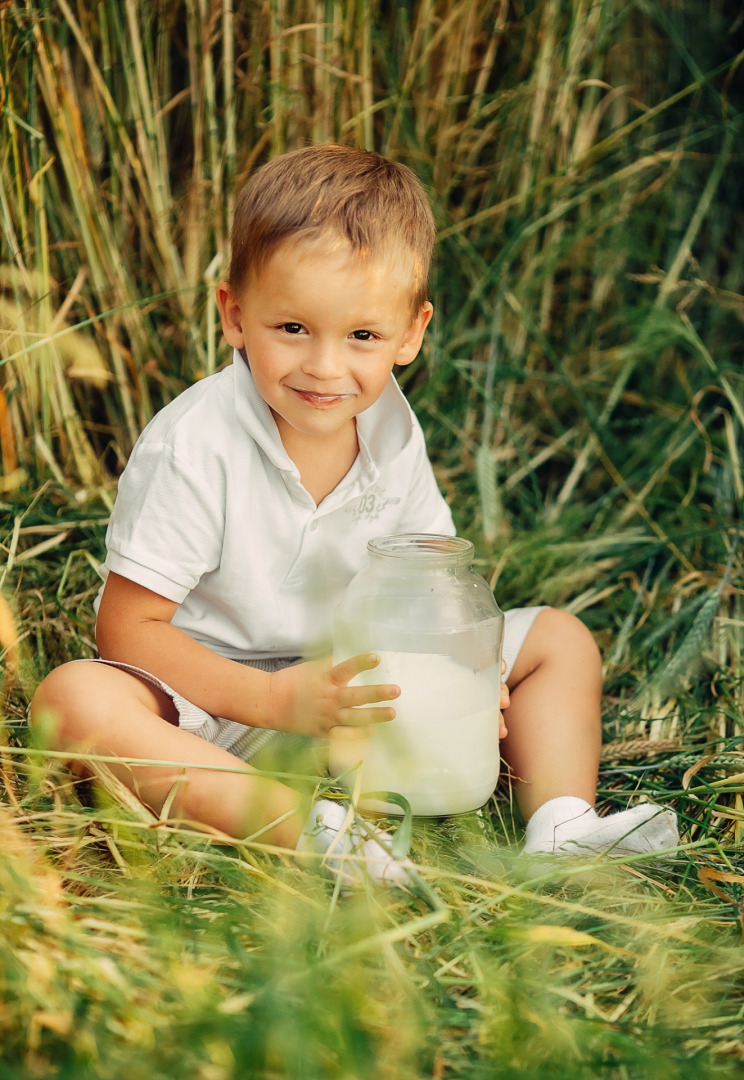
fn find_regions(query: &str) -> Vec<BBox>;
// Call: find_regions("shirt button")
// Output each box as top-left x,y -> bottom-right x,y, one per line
310,521 -> 318,531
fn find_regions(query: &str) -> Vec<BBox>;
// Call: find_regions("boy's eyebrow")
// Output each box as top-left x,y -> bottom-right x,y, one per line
261,300 -> 402,328
272,315 -> 400,333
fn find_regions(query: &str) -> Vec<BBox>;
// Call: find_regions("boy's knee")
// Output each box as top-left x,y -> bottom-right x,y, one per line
536,607 -> 599,651
30,662 -> 99,748
516,607 -> 602,679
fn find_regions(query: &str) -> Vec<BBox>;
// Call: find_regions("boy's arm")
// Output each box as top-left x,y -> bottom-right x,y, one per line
96,572 -> 398,738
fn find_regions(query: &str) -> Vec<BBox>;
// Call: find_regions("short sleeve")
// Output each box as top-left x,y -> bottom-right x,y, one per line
104,441 -> 226,603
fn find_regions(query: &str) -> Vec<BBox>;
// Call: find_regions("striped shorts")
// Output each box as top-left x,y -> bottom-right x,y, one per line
89,605 -> 547,765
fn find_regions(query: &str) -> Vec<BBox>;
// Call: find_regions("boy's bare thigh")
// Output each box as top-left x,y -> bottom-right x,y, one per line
32,659 -> 180,738
92,662 -> 181,725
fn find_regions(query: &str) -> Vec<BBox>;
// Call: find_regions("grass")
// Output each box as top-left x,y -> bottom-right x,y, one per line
1,0 -> 744,1076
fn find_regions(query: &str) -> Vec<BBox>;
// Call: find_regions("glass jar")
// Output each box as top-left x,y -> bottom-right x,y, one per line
330,534 -> 504,816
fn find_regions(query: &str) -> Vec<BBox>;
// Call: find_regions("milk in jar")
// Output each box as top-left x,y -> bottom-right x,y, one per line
330,534 -> 504,816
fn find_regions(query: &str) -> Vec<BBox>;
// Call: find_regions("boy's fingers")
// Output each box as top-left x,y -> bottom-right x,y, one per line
330,722 -> 374,741
330,652 -> 381,684
344,682 -> 400,707
336,704 -> 396,727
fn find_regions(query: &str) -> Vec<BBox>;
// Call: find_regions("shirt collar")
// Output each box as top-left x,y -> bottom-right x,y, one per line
231,348 -> 416,489
232,349 -> 299,475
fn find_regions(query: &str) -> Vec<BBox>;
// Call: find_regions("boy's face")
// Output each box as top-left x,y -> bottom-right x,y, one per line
217,237 -> 432,448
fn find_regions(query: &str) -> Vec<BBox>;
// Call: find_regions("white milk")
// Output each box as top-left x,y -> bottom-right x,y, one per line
329,651 -> 501,816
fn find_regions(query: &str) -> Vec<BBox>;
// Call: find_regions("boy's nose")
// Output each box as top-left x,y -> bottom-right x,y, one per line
301,343 -> 346,380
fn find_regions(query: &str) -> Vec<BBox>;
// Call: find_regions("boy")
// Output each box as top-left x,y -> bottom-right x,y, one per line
31,145 -> 678,886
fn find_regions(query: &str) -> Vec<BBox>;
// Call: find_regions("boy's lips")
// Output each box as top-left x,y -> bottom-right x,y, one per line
291,388 -> 354,407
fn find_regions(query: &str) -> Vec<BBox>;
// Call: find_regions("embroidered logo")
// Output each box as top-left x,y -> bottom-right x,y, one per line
347,483 -> 400,522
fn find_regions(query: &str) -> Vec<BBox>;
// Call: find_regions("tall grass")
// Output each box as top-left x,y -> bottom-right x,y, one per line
1,0 -> 744,1076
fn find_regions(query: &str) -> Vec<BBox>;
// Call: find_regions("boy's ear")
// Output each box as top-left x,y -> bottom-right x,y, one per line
396,301 -> 433,367
216,281 -> 247,350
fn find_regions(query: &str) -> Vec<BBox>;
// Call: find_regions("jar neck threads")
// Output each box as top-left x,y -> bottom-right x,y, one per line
367,534 -> 473,569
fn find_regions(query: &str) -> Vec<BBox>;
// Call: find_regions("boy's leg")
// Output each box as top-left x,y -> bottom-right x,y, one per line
501,608 -> 678,854
31,662 -> 414,885
30,662 -> 306,847
501,607 -> 602,821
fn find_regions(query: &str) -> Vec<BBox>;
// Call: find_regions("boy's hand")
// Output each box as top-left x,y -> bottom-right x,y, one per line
268,654 -> 399,739
499,659 -> 509,739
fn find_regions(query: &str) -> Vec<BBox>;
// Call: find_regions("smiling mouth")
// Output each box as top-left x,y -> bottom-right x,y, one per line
291,388 -> 354,407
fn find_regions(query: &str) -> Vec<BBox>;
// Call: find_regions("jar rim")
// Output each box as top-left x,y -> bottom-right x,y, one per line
367,533 -> 474,566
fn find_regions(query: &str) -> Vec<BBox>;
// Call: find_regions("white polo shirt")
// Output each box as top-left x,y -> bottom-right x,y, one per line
100,350 -> 455,660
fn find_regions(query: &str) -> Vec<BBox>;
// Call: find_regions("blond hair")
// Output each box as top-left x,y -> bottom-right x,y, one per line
228,144 -> 435,313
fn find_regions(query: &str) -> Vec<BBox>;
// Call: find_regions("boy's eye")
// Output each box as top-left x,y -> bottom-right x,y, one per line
351,329 -> 374,341
281,323 -> 304,334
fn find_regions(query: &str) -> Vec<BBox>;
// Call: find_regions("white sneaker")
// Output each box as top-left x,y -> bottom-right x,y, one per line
296,798 -> 414,888
524,796 -> 679,857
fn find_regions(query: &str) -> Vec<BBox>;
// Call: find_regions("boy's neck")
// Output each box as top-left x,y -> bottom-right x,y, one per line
275,415 -> 360,505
